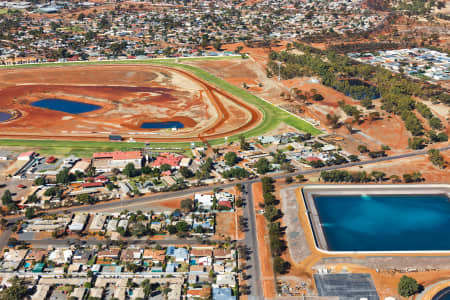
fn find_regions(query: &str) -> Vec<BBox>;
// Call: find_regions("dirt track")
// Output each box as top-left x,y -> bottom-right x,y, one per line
0,64 -> 262,142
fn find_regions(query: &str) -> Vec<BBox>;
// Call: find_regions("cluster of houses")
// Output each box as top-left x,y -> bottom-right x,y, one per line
0,244 -> 238,299
19,211 -> 216,238
348,48 -> 450,82
0,0 -> 385,64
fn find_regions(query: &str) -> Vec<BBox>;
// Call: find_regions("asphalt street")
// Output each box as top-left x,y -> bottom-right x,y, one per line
1,145 -> 448,297
242,183 -> 263,300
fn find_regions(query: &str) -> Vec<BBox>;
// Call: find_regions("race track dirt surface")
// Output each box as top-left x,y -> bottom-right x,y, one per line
0,64 -> 262,142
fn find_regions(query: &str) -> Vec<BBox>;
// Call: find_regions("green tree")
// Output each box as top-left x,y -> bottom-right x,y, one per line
239,135 -> 250,150
428,149 -> 445,168
34,176 -> 45,186
2,190 -> 12,205
264,205 -> 280,222
56,168 -> 71,184
179,167 -> 193,178
180,198 -> 194,212
255,158 -> 270,174
25,207 -> 34,219
123,163 -> 136,178
176,221 -> 189,232
398,275 -> 420,297
224,152 -> 238,166
0,277 -> 29,300
273,257 -> 290,274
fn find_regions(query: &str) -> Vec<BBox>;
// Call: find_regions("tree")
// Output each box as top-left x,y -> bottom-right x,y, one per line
2,190 -> 12,205
255,158 -> 270,174
273,257 -> 290,274
167,225 -> 177,235
56,167 -> 72,184
25,207 -> 34,219
264,205 -> 280,222
428,149 -> 445,168
358,145 -> 369,153
285,176 -> 293,184
77,13 -> 85,21
34,176 -> 45,186
123,163 -> 136,178
176,221 -> 189,232
179,167 -> 193,178
239,135 -> 250,150
312,93 -> 324,101
0,277 -> 29,300
106,182 -> 115,191
296,174 -> 305,182
180,198 -> 194,212
408,137 -> 426,150
141,279 -> 153,298
160,163 -> 172,172
213,39 -> 222,51
224,152 -> 238,166
326,113 -> 340,129
398,275 -> 420,297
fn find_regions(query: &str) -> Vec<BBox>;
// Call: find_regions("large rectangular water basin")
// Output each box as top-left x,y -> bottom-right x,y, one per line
303,185 -> 450,252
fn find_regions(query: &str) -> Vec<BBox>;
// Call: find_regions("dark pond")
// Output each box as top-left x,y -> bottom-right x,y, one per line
0,112 -> 12,122
32,99 -> 101,114
141,121 -> 184,129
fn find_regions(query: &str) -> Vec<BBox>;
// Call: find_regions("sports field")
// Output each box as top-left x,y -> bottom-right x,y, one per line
0,57 -> 321,153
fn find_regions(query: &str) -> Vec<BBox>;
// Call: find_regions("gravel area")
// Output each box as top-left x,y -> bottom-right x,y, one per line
281,186 -> 311,264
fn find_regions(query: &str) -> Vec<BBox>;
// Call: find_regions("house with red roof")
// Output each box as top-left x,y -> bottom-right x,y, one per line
92,151 -> 143,173
152,153 -> 184,169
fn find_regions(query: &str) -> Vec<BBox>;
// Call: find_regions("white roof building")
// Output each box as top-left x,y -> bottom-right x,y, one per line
195,193 -> 214,209
89,214 -> 107,231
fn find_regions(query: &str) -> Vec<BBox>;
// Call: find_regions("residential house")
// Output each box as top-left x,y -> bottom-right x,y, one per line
68,214 -> 89,233
152,152 -> 184,169
142,249 -> 165,264
88,214 -> 107,232
92,151 -> 143,172
97,249 -> 120,261
48,249 -> 72,265
120,249 -> 142,262
216,274 -> 236,287
195,193 -> 214,210
213,287 -> 236,300
70,288 -> 86,300
167,247 -> 189,263
72,250 -> 92,264
25,249 -> 47,263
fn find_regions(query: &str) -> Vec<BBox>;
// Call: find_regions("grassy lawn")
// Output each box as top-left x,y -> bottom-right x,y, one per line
0,57 -> 321,154
0,139 -> 197,157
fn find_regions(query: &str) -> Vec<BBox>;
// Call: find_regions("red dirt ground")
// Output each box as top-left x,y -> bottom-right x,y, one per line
0,64 -> 262,142
252,182 -> 276,299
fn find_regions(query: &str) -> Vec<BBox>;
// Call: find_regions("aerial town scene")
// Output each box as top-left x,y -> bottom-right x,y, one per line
0,0 -> 448,299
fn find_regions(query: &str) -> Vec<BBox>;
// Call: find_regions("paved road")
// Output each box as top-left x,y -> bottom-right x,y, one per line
242,183 -> 264,300
3,145 -> 447,224
43,144 -> 450,217
0,230 -> 12,249
2,145 -> 448,295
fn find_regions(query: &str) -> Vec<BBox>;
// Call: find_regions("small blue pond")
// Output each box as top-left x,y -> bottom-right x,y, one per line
141,121 -> 184,129
0,112 -> 12,122
313,194 -> 450,251
31,98 -> 101,114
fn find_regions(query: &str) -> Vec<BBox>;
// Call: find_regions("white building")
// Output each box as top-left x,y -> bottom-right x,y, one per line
195,193 -> 214,209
